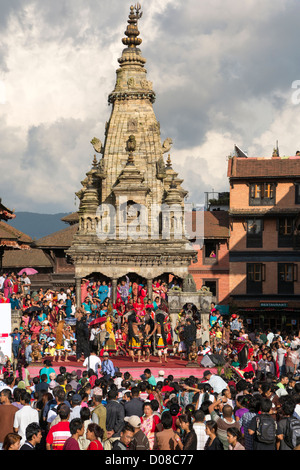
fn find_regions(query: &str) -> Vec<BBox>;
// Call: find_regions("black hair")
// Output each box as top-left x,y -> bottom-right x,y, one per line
21,391 -> 31,405
121,423 -> 135,434
281,397 -> 296,417
25,423 -> 41,442
80,406 -> 91,421
151,399 -> 159,412
131,386 -> 139,397
87,422 -> 104,440
260,397 -> 272,414
178,413 -> 193,431
161,411 -> 173,430
205,420 -> 218,434
69,418 -> 84,436
194,409 -> 205,423
227,426 -> 242,442
58,403 -> 70,420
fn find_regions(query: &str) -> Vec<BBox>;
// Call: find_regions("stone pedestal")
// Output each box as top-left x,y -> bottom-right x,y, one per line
168,290 -> 213,345
185,361 -> 201,368
12,309 -> 22,331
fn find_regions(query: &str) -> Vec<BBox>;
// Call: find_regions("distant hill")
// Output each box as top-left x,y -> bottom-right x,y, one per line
7,212 -> 73,240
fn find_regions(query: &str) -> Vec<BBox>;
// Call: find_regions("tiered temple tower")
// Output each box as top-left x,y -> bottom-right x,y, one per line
68,5 -> 197,306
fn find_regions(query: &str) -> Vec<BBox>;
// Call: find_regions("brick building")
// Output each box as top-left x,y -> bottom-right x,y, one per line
188,210 -> 230,304
227,151 -> 300,331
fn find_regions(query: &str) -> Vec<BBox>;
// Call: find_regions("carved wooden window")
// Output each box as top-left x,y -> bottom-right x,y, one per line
278,263 -> 297,294
249,183 -> 275,206
247,218 -> 263,248
247,263 -> 265,294
278,218 -> 294,248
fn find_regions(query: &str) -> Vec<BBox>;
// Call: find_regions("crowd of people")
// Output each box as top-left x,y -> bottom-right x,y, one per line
0,273 -> 188,368
1,272 -> 300,451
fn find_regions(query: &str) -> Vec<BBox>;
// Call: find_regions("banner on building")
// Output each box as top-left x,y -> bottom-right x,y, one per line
0,304 -> 12,362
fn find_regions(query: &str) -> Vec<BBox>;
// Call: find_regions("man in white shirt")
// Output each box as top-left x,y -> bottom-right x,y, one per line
13,391 -> 39,446
83,351 -> 101,375
266,330 -> 274,346
193,410 -> 207,450
57,289 -> 67,302
203,370 -> 229,394
21,274 -> 31,294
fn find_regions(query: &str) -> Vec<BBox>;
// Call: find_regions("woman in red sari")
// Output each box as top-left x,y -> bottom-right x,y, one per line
139,284 -> 147,302
133,297 -> 145,321
113,297 -> 124,315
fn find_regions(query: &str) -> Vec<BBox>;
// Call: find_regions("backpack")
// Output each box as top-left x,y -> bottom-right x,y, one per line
255,414 -> 277,444
284,417 -> 300,449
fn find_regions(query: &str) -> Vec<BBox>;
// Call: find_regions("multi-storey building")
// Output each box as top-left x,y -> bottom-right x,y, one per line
188,210 -> 230,305
227,151 -> 300,331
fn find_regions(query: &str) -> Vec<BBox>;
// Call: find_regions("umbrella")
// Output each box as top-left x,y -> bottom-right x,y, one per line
25,306 -> 42,313
89,316 -> 107,327
18,268 -> 38,276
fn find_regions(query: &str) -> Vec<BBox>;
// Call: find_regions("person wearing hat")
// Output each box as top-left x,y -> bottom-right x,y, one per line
125,415 -> 150,450
69,371 -> 79,391
156,370 -> 165,384
100,352 -> 115,379
69,394 -> 82,420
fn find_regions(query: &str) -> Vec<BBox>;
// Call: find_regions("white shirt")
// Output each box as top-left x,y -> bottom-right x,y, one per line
22,277 -> 31,291
57,293 -> 67,302
207,375 -> 228,394
83,354 -> 101,373
267,333 -> 274,346
13,405 -> 39,446
193,422 -> 207,450
277,348 -> 286,367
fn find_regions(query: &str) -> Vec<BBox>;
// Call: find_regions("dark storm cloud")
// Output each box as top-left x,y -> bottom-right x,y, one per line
2,0 -> 300,212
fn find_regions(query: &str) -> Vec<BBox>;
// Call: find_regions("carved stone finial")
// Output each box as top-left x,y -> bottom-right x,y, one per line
166,154 -> 172,168
91,137 -> 104,154
92,155 -> 98,168
122,4 -> 143,49
162,138 -> 173,154
126,135 -> 137,165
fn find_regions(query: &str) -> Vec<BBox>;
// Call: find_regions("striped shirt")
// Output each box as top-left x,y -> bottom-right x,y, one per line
46,421 -> 71,450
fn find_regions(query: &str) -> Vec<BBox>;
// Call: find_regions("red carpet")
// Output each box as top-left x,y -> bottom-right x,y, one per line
28,354 -> 217,380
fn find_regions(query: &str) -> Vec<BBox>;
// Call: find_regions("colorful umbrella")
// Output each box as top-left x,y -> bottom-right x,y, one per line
89,316 -> 107,327
18,268 -> 38,276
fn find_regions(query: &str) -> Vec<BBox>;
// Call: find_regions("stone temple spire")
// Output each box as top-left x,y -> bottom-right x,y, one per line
116,4 -> 147,69
68,5 -> 196,307
122,4 -> 143,49
109,5 -> 155,105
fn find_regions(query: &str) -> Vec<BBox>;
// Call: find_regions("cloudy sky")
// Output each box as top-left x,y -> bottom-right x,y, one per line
1,0 -> 300,213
